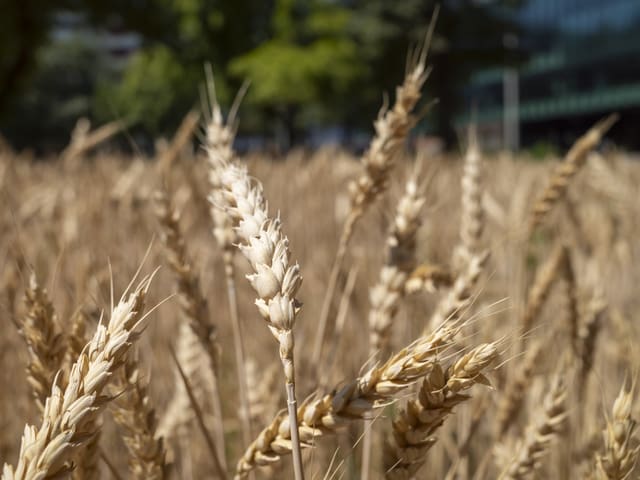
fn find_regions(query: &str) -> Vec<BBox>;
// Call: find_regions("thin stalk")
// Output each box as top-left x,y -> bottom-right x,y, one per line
312,211 -> 359,367
361,417 -> 373,480
170,347 -> 228,480
224,253 -> 252,444
287,381 -> 305,480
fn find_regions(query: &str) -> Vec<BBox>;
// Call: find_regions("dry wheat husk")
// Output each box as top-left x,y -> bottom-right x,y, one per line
498,375 -> 567,479
595,382 -> 640,479
110,350 -> 167,480
2,277 -> 153,480
17,274 -> 67,412
385,342 -> 498,479
235,320 -> 463,478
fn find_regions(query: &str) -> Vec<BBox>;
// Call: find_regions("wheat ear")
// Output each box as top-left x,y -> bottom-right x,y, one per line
66,311 -> 98,480
154,189 -> 220,371
216,161 -> 305,480
245,358 -> 281,429
61,118 -> 125,163
313,11 -> 437,367
595,381 -> 640,479
235,320 -> 462,478
521,243 -> 566,339
528,114 -> 618,234
499,375 -> 567,479
453,123 -> 484,270
496,342 -> 543,437
363,174 -> 425,479
370,174 -> 426,354
404,263 -> 454,294
156,109 -> 200,174
427,251 -> 488,331
17,273 -> 67,412
559,245 -> 580,353
577,296 -> 606,394
154,189 -> 227,467
110,349 -> 166,479
206,91 -> 252,446
2,277 -> 153,480
385,342 -> 498,479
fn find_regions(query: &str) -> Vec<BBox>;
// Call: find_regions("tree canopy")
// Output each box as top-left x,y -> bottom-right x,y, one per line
0,0 -> 523,151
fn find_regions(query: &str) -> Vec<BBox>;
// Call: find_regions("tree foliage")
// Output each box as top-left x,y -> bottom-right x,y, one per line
0,0 -> 524,150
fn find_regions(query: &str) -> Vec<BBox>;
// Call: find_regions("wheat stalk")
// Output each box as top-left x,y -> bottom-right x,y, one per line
559,245 -> 579,353
385,342 -> 498,479
110,349 -> 166,479
2,277 -> 153,480
154,189 -> 220,372
577,296 -> 605,395
157,322 -> 213,442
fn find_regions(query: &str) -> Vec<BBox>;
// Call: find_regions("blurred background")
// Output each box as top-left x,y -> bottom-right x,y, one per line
1,0 -> 639,154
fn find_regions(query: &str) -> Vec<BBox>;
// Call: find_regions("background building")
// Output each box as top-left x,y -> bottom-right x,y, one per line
462,0 -> 640,149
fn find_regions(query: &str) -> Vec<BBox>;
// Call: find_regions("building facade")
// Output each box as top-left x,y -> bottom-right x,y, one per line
462,0 -> 640,149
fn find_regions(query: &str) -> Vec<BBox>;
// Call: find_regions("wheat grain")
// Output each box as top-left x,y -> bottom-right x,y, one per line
521,244 -> 566,338
313,11 -> 437,368
528,114 -> 618,233
427,252 -> 488,331
498,375 -> 567,479
453,124 -> 484,270
595,381 -> 640,479
17,274 -> 67,412
216,160 -> 305,479
110,349 -> 166,480
369,175 -> 426,354
235,320 -> 462,478
385,342 -> 498,479
2,277 -> 153,480
205,91 -> 253,448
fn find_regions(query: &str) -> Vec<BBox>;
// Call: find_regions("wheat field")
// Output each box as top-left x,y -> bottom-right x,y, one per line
1,48 -> 640,480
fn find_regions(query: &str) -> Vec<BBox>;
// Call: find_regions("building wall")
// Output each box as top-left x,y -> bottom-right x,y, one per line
462,0 -> 640,149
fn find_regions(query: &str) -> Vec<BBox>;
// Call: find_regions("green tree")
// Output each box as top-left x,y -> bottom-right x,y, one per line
229,0 -> 363,146
0,0 -> 58,119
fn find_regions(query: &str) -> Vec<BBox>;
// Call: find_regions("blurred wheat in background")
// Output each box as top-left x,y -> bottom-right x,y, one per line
2,14 -> 640,480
